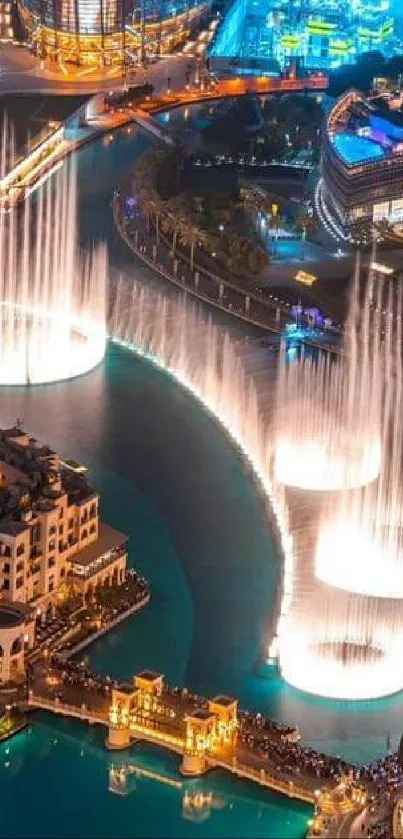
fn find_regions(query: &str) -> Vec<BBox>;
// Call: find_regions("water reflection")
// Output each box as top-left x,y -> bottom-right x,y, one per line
0,722 -> 310,839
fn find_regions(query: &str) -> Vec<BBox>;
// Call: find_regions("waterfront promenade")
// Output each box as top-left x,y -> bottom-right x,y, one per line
24,666 -> 354,809
0,68 -> 327,206
113,190 -> 341,354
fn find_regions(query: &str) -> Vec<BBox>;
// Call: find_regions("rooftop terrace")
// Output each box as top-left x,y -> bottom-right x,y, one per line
0,427 -> 96,530
332,132 -> 387,165
330,91 -> 403,167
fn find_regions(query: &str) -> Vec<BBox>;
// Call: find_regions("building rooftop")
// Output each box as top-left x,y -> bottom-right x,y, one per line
70,522 -> 127,568
0,426 -> 98,529
0,520 -> 29,537
136,670 -> 163,683
330,90 -> 403,167
211,695 -> 237,707
333,132 -> 386,165
2,427 -> 28,440
187,709 -> 216,722
0,461 -> 27,486
0,600 -> 34,626
117,683 -> 137,696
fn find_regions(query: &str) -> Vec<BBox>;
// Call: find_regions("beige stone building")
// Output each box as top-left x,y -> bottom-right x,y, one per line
0,426 -> 128,681
0,602 -> 35,683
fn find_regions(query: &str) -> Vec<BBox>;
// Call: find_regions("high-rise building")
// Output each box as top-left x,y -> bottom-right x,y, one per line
17,0 -> 211,67
319,89 -> 403,237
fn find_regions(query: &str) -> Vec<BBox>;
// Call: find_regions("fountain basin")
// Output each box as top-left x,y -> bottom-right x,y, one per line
274,436 -> 381,492
0,303 -> 106,385
315,518 -> 403,598
280,634 -> 403,700
0,160 -> 107,386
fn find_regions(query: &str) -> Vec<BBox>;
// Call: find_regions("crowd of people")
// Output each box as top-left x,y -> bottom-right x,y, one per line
237,725 -> 351,785
238,709 -> 299,743
360,753 -> 403,789
32,569 -> 149,661
35,611 -> 75,648
91,569 -> 149,622
50,657 -> 117,701
366,816 -> 393,839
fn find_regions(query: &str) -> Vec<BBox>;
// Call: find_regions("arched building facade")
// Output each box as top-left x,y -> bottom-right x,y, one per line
0,603 -> 35,684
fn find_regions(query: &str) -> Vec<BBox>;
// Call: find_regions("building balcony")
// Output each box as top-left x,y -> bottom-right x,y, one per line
68,522 -> 127,581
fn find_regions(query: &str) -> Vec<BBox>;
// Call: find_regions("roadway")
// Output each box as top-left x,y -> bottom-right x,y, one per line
0,44 -> 196,96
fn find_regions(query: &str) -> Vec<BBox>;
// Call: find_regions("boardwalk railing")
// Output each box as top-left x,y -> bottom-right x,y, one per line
113,194 -> 341,355
27,693 -> 106,725
27,690 -> 318,806
210,756 -> 316,805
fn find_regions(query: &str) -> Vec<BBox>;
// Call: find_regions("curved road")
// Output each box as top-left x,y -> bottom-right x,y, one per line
0,43 -> 194,95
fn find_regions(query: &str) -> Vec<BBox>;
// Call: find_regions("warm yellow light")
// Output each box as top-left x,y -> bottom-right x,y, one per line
371,260 -> 394,275
295,270 -> 317,286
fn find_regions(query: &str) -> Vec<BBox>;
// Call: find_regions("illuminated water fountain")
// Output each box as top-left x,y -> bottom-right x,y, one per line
110,268 -> 403,700
0,153 -> 107,385
274,267 -> 382,492
275,269 -> 403,699
109,277 -> 294,657
316,281 -> 403,599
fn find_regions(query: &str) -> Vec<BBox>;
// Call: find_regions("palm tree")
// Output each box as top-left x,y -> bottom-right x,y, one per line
225,233 -> 252,275
161,212 -> 180,255
242,187 -> 267,222
179,221 -> 205,271
161,198 -> 189,257
142,194 -> 162,243
141,195 -> 152,232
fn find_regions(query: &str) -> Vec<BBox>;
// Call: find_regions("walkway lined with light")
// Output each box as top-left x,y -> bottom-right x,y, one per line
0,69 -> 328,206
26,672 -> 336,808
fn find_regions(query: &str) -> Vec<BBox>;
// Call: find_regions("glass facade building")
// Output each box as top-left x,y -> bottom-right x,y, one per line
320,90 -> 403,234
18,0 -> 210,67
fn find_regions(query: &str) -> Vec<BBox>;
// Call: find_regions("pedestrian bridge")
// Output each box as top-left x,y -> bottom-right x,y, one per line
27,670 -> 319,806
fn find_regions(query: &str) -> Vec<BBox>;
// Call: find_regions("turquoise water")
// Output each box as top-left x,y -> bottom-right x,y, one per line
0,345 -> 308,838
0,114 -> 403,837
333,132 -> 386,165
0,720 -> 309,838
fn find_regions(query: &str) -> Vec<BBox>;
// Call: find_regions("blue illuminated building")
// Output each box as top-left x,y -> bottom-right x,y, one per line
209,0 -> 399,75
319,89 -> 403,237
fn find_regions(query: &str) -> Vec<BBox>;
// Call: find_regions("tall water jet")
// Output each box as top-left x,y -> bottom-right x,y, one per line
315,279 -> 403,599
273,264 -> 382,492
109,276 -> 295,663
274,264 -> 403,699
0,145 -> 107,385
109,267 -> 403,699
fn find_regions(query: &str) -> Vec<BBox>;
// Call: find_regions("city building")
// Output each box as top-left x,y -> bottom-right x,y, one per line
0,425 -> 128,672
17,0 -> 211,68
319,89 -> 403,236
208,0 -> 398,75
0,602 -> 35,684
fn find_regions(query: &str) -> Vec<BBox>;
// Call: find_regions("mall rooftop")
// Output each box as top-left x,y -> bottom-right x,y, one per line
320,89 -> 403,234
329,92 -> 403,167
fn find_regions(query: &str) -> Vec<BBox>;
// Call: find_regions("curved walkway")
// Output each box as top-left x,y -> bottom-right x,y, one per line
113,191 -> 341,354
